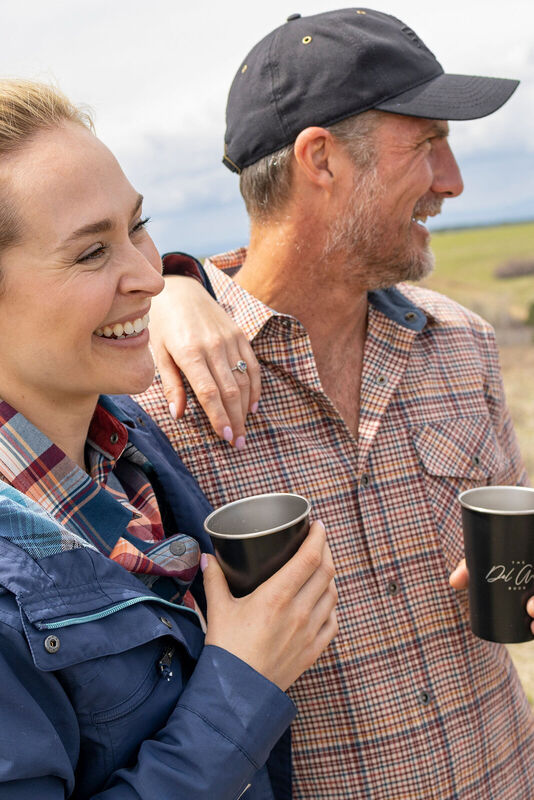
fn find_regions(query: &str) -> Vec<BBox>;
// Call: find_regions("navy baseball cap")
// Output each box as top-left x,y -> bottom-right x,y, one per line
223,8 -> 519,173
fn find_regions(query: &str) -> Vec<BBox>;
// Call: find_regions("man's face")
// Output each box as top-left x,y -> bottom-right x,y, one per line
325,113 -> 464,289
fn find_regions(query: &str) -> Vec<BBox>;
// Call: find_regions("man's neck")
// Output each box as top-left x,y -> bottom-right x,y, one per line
234,230 -> 369,436
235,229 -> 369,363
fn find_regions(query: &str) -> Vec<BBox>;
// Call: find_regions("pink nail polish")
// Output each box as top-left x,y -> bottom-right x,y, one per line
169,402 -> 177,420
235,436 -> 246,450
200,553 -> 208,572
251,401 -> 259,414
223,426 -> 233,442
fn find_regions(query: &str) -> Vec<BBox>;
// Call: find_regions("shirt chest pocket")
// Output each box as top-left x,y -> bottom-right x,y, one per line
410,415 -> 512,571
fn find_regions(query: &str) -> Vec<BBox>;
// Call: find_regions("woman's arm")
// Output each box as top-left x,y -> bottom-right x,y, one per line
0,522 -> 337,799
150,275 -> 261,449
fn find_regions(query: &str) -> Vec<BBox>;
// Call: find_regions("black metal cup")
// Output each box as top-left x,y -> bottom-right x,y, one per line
204,493 -> 311,597
458,486 -> 534,643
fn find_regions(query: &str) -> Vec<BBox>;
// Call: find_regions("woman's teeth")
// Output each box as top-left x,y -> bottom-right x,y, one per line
94,313 -> 149,339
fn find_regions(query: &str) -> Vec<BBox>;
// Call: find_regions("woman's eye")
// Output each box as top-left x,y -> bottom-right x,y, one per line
78,244 -> 107,263
130,216 -> 151,235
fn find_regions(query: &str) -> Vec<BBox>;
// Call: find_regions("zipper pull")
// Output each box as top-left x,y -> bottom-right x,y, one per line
159,645 -> 175,681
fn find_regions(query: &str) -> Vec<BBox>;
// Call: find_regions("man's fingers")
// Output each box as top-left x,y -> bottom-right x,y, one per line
449,558 -> 469,590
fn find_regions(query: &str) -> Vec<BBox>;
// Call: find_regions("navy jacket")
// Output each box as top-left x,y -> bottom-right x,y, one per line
0,396 -> 295,799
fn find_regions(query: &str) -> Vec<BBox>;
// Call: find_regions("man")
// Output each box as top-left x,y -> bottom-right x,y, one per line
138,9 -> 533,799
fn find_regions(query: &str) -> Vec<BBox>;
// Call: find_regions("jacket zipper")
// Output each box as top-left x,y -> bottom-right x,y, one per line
35,595 -> 201,630
158,645 -> 176,681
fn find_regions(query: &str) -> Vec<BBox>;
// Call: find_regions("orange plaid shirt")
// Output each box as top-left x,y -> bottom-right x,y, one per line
138,248 -> 534,799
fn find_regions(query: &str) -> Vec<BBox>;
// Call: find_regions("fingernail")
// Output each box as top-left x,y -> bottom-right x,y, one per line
235,436 -> 246,450
169,402 -> 177,420
251,401 -> 259,414
315,519 -> 325,530
200,553 -> 208,572
223,426 -> 233,442
527,598 -> 534,616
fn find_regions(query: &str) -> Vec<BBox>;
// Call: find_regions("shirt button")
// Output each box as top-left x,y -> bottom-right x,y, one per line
360,473 -> 370,487
387,580 -> 399,596
169,539 -> 186,556
160,616 -> 173,629
44,634 -> 60,654
376,375 -> 388,386
418,690 -> 431,706
110,432 -> 119,444
472,455 -> 481,466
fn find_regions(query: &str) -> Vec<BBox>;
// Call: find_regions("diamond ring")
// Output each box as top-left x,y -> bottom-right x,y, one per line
231,360 -> 248,374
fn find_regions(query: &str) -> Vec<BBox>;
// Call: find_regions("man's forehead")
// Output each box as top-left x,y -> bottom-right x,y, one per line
379,113 -> 450,138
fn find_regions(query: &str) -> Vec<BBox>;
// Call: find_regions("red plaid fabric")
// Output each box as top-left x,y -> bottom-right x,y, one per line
137,249 -> 534,799
0,399 -> 200,610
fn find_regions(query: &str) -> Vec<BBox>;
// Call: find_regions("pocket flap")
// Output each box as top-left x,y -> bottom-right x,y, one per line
410,416 -> 508,479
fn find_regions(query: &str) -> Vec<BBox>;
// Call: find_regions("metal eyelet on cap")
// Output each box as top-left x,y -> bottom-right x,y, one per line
302,36 -> 312,44
110,432 -> 119,444
44,634 -> 60,654
160,616 -> 173,629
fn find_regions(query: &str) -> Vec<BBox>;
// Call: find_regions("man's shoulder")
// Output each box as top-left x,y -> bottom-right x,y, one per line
397,283 -> 495,336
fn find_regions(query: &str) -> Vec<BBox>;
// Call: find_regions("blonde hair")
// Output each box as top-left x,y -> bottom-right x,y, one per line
0,78 -> 94,252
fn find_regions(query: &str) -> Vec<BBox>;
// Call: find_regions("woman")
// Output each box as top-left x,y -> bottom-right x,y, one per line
0,79 -> 338,799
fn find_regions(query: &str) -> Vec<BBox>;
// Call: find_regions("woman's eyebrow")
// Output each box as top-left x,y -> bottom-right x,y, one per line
58,194 -> 144,249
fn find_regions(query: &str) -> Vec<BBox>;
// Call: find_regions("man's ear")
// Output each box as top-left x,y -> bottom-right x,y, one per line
293,127 -> 337,190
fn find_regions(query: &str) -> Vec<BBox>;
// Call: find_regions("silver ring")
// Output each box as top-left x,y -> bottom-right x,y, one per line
231,359 -> 248,374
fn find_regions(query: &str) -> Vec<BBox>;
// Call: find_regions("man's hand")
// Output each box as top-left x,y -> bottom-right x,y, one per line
450,559 -> 534,634
449,558 -> 469,590
149,276 -> 261,448
202,520 -> 338,691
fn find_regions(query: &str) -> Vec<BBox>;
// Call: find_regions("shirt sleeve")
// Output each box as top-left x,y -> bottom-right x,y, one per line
0,616 -> 295,800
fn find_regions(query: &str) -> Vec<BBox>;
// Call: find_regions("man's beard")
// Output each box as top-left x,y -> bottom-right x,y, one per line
322,168 -> 443,290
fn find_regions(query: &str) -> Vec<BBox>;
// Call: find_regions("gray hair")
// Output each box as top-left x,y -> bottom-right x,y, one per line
239,109 -> 384,221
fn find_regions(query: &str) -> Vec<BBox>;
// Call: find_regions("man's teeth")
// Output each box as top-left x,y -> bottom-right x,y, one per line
94,313 -> 150,339
412,215 -> 428,224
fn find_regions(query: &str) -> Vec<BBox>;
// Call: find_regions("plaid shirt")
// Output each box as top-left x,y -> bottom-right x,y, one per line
138,248 -> 534,799
0,396 -> 200,607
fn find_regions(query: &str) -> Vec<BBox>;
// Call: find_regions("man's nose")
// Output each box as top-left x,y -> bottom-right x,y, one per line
431,141 -> 464,198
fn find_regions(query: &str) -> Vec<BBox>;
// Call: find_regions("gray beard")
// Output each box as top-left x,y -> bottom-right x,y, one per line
321,170 -> 442,290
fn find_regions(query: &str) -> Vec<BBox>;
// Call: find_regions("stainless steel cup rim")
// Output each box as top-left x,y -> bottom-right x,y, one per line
458,485 -> 534,515
204,492 -> 311,539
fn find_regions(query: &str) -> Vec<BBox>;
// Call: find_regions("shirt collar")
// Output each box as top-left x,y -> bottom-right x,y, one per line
205,247 -> 429,336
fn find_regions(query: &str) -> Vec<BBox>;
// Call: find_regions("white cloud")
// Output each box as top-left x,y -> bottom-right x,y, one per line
1,0 -> 533,253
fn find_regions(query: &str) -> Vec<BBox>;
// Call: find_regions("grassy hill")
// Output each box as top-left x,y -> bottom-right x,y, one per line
423,220 -> 534,328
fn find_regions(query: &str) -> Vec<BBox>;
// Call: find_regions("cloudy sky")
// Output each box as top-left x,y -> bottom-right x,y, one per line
1,0 -> 533,255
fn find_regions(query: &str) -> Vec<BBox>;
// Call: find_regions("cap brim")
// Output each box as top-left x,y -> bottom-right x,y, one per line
375,73 -> 519,120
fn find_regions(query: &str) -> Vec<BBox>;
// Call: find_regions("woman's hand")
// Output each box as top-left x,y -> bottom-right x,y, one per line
202,521 -> 338,691
149,276 -> 261,447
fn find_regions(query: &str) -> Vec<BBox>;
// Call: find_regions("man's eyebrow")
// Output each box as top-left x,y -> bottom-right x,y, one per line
59,194 -> 144,248
424,120 -> 450,139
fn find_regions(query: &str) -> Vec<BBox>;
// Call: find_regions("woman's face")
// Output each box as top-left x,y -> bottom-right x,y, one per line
0,121 -> 164,411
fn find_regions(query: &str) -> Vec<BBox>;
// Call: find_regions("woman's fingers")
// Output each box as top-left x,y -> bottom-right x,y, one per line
150,276 -> 262,444
155,346 -> 188,420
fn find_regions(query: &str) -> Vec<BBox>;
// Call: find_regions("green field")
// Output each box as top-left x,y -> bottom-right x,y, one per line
423,220 -> 534,328
424,220 -> 534,701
